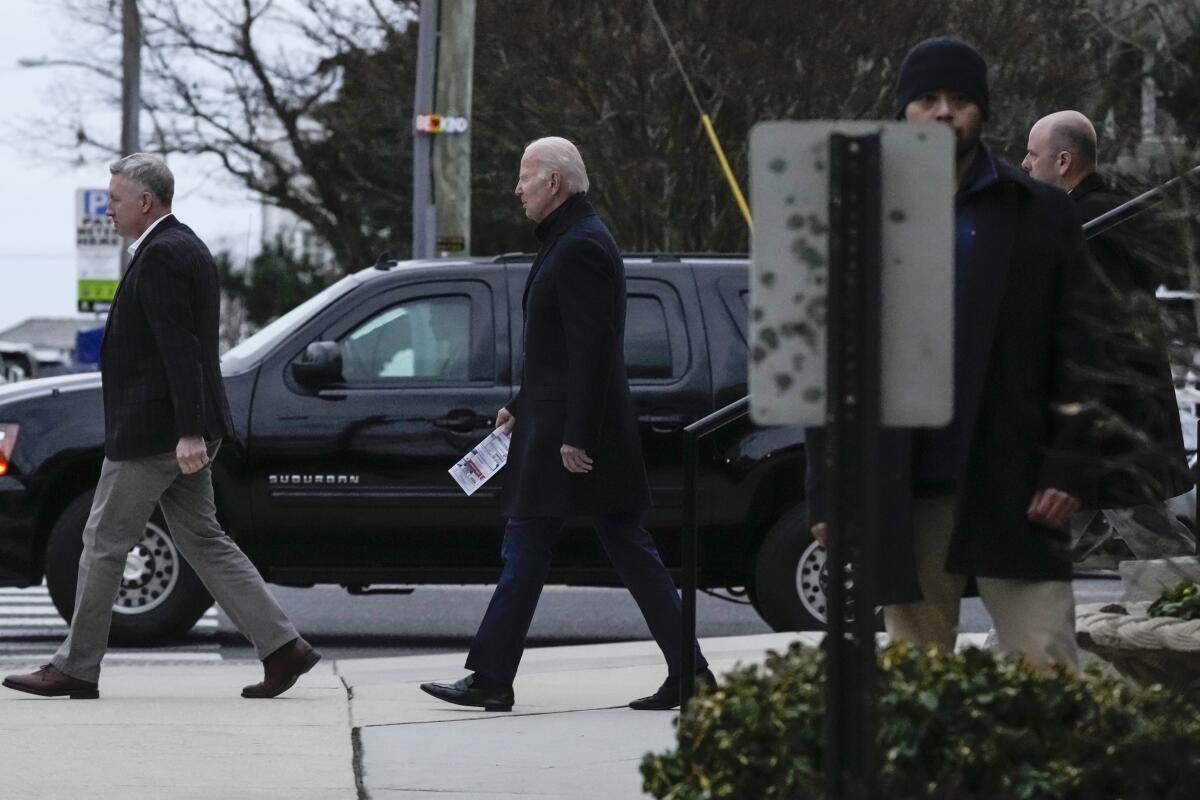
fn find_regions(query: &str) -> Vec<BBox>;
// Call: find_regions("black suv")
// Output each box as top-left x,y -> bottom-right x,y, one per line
0,254 -> 822,644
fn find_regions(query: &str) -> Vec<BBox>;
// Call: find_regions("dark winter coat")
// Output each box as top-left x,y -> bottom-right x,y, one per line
100,215 -> 235,461
807,156 -> 1099,604
1070,171 -> 1191,507
500,193 -> 651,518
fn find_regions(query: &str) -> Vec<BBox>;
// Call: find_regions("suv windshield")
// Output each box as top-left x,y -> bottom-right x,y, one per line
221,273 -> 364,373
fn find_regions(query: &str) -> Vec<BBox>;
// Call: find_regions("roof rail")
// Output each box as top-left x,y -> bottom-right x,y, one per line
622,252 -> 748,260
491,251 -> 748,264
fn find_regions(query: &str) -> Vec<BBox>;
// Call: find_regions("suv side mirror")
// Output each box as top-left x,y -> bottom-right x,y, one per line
292,341 -> 344,387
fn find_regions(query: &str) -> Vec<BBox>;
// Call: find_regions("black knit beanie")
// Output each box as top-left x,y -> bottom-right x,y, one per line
893,36 -> 990,120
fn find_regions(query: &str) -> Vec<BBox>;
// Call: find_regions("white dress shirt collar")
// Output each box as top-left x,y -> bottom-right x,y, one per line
126,212 -> 174,256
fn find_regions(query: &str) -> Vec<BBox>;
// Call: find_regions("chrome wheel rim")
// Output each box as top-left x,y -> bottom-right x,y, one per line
114,521 -> 179,615
797,540 -> 828,624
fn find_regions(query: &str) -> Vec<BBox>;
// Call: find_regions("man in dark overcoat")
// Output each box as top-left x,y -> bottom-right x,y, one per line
807,37 -> 1100,669
421,137 -> 711,712
4,154 -> 319,700
1022,109 -> 1194,559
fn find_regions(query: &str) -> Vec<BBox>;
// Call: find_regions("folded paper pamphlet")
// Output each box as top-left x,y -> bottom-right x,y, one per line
448,426 -> 511,496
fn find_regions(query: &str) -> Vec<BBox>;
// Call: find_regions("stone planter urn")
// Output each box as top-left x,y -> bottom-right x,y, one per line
1076,557 -> 1200,704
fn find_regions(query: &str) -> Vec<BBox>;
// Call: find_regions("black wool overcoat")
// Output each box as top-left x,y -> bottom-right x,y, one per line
500,193 -> 651,518
100,215 -> 235,461
808,159 -> 1103,604
1070,171 -> 1191,506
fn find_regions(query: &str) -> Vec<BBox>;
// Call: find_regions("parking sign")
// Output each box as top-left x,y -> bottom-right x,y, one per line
76,188 -> 122,312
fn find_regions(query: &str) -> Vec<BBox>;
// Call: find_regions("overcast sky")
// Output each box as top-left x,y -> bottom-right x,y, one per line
0,0 -> 264,334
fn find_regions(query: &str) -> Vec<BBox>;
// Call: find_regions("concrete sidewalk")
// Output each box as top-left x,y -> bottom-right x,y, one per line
0,661 -> 355,800
0,634 -> 809,800
341,633 -> 808,800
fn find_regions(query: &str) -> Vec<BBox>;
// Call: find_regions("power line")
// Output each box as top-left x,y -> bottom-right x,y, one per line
646,0 -> 752,232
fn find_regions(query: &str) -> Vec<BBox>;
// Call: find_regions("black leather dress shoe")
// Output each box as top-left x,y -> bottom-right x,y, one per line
629,668 -> 717,710
420,674 -> 514,712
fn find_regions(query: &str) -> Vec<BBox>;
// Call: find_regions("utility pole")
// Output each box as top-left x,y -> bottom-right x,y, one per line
411,0 -> 476,259
432,0 -> 474,256
411,0 -> 438,260
120,0 -> 141,272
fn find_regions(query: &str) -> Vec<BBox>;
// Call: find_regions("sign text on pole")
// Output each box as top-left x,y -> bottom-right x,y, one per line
415,113 -> 470,134
748,121 -> 955,427
75,188 -> 122,313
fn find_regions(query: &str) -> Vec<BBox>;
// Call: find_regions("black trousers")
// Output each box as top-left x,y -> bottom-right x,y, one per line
465,514 -> 708,685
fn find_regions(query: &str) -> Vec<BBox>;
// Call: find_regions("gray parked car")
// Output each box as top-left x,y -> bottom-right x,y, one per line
0,341 -> 38,384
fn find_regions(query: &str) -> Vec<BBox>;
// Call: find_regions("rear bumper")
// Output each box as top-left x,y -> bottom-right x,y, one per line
0,476 -> 39,586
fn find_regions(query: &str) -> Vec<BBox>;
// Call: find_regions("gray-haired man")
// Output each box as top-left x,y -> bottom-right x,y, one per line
4,154 -> 320,700
421,137 -> 712,712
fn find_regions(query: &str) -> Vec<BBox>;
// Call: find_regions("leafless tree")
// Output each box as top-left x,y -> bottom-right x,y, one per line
21,0 -> 417,271
470,0 -> 1107,254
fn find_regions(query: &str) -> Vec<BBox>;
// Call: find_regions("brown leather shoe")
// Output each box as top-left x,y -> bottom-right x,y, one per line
3,664 -> 99,699
242,637 -> 321,699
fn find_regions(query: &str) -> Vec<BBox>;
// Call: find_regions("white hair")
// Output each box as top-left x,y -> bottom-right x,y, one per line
524,137 -> 590,194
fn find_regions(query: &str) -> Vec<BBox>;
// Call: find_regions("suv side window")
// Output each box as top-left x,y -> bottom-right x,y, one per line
625,279 -> 689,382
716,274 -> 750,343
626,295 -> 673,380
340,295 -> 473,382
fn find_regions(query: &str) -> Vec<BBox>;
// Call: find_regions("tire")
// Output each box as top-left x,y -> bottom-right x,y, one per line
751,505 -> 881,632
44,492 -> 215,646
751,505 -> 827,630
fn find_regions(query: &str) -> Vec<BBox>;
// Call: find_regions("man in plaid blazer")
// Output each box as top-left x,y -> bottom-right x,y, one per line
4,154 -> 319,700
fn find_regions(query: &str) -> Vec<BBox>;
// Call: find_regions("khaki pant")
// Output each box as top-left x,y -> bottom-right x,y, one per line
884,496 -> 1078,669
53,442 -> 298,683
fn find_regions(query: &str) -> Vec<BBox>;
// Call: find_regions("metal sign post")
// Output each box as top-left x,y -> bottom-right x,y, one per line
822,132 -> 883,799
748,121 -> 954,799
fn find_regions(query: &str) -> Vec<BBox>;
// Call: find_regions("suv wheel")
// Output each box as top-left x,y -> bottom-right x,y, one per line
44,492 -> 214,645
751,505 -> 881,632
752,505 -> 828,631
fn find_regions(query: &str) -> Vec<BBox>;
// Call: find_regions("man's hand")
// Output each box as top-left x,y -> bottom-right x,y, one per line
496,407 -> 515,433
560,444 -> 594,474
811,522 -> 828,546
176,436 -> 209,475
1027,488 -> 1080,528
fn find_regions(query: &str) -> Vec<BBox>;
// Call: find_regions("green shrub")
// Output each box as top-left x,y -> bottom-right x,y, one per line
1149,581 -> 1200,620
640,642 -> 1200,800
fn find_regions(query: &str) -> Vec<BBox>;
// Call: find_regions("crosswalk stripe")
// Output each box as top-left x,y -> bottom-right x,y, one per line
0,614 -> 217,627
0,652 -> 223,662
0,607 -> 67,616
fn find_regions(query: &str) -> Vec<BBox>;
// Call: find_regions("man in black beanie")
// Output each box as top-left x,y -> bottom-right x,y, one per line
807,36 -> 1100,669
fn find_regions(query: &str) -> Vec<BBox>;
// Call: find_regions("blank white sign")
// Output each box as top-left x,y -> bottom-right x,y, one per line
748,121 -> 955,427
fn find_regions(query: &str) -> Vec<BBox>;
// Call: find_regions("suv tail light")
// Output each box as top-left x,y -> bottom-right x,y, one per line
0,424 -> 18,476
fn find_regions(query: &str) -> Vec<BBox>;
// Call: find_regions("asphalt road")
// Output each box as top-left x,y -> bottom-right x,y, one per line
207,577 -> 1124,660
0,578 -> 1123,663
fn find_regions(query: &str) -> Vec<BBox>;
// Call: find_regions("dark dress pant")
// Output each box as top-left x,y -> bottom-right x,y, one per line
465,514 -> 708,685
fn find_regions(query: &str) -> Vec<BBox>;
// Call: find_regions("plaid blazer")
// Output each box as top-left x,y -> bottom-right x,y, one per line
99,215 -> 234,460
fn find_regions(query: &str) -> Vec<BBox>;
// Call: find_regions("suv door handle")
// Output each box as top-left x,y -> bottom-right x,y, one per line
640,414 -> 689,434
433,410 -> 496,432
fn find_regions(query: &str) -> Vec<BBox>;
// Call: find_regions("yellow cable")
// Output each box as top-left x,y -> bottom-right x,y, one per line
647,0 -> 752,233
701,114 -> 753,232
